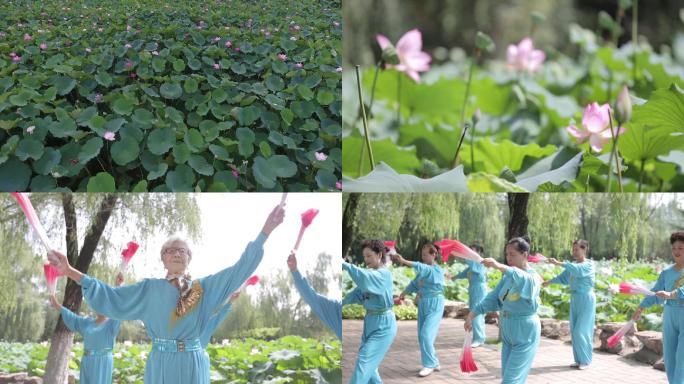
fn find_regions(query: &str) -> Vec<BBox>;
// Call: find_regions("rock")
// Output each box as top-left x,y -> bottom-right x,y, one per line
635,331 -> 663,355
0,373 -> 42,384
443,300 -> 468,318
654,357 -> 665,371
599,322 -> 640,353
632,346 -> 661,366
540,318 -> 571,340
456,307 -> 470,318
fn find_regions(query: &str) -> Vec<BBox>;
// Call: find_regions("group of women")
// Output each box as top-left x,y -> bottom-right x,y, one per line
343,231 -> 684,384
47,204 -> 343,384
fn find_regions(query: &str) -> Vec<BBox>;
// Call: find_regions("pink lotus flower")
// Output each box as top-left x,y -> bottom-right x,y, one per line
12,55 -> 21,63
335,67 -> 343,73
130,72 -> 137,79
618,282 -> 655,296
225,40 -> 232,48
314,152 -> 327,161
506,37 -> 545,74
234,47 -> 241,53
294,209 -> 319,251
295,63 -> 303,68
11,193 -> 53,251
277,53 -> 287,61
333,21 -> 340,27
231,169 -> 239,178
125,60 -> 133,69
124,43 -> 132,49
566,103 -> 625,152
23,33 -> 32,41
376,29 -> 431,82
104,131 -> 116,141
0,32 -> 6,38
120,241 -> 139,272
44,263 -> 63,294
434,239 -> 483,263
213,36 -> 221,42
460,331 -> 479,373
39,43 -> 47,50
85,47 -> 92,53
527,253 -> 547,263
607,319 -> 635,348
335,181 -> 342,189
26,125 -> 35,134
213,63 -> 220,70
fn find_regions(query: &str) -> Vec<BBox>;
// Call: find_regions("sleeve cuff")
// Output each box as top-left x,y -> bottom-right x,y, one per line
80,274 -> 94,288
342,262 -> 351,271
255,232 -> 268,246
292,270 -> 302,280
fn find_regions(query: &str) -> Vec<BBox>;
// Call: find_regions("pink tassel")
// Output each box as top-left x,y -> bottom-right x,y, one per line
244,275 -> 259,287
11,193 -> 53,251
119,241 -> 139,273
294,209 -> 319,250
607,319 -> 636,348
527,253 -> 547,263
618,282 -> 655,296
434,239 -> 483,263
460,331 -> 479,373
43,263 -> 63,294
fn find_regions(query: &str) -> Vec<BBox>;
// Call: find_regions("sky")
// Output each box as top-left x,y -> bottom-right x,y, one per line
131,192 -> 342,298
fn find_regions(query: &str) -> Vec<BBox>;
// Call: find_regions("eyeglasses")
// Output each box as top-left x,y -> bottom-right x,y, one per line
164,247 -> 189,256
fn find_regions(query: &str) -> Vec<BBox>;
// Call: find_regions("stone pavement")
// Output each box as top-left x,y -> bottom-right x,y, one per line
342,318 -> 667,383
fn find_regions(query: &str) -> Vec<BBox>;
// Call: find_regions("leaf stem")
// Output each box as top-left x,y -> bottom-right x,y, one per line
452,50 -> 478,169
355,65 -> 375,172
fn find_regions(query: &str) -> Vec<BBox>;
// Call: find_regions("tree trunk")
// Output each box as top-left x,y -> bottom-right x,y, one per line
43,194 -> 118,384
342,193 -> 360,259
506,193 -> 529,264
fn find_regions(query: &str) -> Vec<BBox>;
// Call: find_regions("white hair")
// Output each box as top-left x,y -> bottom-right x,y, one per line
160,235 -> 193,260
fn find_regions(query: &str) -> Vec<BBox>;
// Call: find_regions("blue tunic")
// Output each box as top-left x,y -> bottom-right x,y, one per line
200,303 -> 233,348
60,307 -> 121,384
343,262 -> 397,384
80,232 -> 267,384
292,270 -> 342,339
404,262 -> 444,368
472,267 -> 541,384
640,265 -> 684,384
548,260 -> 595,365
455,259 -> 488,344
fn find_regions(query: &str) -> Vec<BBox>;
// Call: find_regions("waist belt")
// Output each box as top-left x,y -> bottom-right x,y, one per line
420,291 -> 444,298
501,311 -> 537,319
665,299 -> 684,307
84,348 -> 112,356
365,307 -> 393,316
152,338 -> 202,352
570,289 -> 594,294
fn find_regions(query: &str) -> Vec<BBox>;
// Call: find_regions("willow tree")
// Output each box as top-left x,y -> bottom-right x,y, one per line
0,193 -> 200,384
397,193 -> 460,258
528,194 -> 579,258
457,193 -> 506,259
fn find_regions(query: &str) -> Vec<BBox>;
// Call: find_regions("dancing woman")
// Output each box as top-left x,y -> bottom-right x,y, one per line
343,239 -> 397,383
465,237 -> 542,384
47,205 -> 285,384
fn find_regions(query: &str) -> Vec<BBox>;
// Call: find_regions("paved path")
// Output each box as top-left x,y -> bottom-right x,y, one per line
342,318 -> 667,383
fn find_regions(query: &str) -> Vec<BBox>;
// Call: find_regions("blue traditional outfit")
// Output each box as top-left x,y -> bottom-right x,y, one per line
639,265 -> 684,384
60,307 -> 121,384
455,259 -> 488,344
547,259 -> 595,366
291,269 -> 342,339
403,262 -> 444,369
342,262 -> 397,383
79,232 -> 267,384
471,267 -> 542,384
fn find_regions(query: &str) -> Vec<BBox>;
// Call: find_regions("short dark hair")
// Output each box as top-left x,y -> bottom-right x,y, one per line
361,239 -> 389,264
507,237 -> 530,253
422,243 -> 438,255
573,239 -> 590,251
671,231 -> 684,244
470,244 -> 484,255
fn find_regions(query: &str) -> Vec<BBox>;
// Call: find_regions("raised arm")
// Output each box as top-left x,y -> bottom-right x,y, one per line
343,262 -> 389,295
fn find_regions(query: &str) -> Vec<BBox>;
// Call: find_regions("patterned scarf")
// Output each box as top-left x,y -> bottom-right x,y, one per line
166,273 -> 203,326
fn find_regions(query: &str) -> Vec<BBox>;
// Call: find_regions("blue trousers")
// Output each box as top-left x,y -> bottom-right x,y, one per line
469,283 -> 487,344
350,312 -> 397,383
417,295 -> 444,368
663,306 -> 684,383
569,291 -> 595,365
500,314 -> 540,384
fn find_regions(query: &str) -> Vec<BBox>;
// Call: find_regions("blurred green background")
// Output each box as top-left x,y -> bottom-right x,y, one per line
343,0 -> 684,66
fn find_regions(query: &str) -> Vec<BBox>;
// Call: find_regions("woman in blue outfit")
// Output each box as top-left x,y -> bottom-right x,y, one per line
465,236 -> 542,384
632,231 -> 684,384
451,244 -> 487,348
48,274 -> 124,384
288,251 -> 342,339
393,244 -> 444,377
544,239 -> 595,370
47,205 -> 285,384
343,239 -> 397,384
